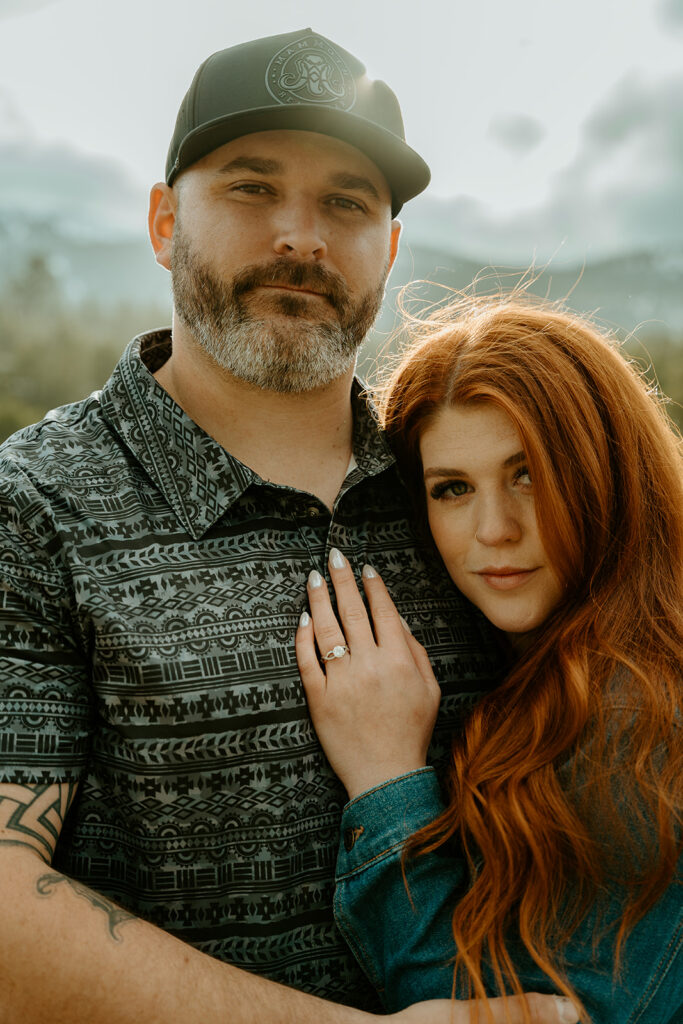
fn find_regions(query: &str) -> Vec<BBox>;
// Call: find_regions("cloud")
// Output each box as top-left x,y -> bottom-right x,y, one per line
0,0 -> 61,18
403,73 -> 683,265
0,137 -> 148,240
488,113 -> 545,155
0,87 -> 33,141
658,0 -> 683,28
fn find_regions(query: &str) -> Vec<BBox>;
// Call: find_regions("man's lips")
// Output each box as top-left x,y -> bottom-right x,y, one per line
475,567 -> 539,591
256,283 -> 328,299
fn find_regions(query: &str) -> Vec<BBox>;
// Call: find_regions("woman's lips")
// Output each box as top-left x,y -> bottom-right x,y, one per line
476,568 -> 538,590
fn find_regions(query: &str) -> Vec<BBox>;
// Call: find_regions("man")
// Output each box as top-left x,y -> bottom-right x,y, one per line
0,28 -> 577,1024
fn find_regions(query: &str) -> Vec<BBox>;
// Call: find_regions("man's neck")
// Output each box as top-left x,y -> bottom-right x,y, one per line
153,327 -> 356,511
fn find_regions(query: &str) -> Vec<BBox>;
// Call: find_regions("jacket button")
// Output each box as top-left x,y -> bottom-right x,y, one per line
343,825 -> 364,851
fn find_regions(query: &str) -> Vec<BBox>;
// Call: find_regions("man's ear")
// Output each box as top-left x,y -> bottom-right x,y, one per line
388,219 -> 402,273
148,183 -> 177,270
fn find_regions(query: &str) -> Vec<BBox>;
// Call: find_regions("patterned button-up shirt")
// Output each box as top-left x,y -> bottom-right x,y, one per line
0,330 -> 501,1009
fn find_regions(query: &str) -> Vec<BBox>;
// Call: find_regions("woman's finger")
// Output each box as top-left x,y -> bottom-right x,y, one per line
393,993 -> 579,1024
306,569 -> 349,664
327,548 -> 376,648
401,622 -> 441,690
295,609 -> 327,698
361,563 -> 415,648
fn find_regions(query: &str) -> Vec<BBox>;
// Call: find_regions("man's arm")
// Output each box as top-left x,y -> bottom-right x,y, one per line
0,781 -> 379,1024
0,783 -> 576,1024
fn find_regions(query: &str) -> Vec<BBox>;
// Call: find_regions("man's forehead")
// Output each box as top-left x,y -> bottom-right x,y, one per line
197,129 -> 392,199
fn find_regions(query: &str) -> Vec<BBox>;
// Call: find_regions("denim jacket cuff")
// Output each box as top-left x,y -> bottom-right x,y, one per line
336,767 -> 445,877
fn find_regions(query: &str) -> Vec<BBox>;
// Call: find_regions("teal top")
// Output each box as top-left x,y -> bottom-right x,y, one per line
334,768 -> 682,1023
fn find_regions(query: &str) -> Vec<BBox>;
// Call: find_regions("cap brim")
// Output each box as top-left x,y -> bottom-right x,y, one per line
166,105 -> 430,216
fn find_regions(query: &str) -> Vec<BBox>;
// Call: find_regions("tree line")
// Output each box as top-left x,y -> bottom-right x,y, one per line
1,255 -> 681,445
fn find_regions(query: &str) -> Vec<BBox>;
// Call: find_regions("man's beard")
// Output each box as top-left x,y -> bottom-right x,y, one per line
169,227 -> 387,393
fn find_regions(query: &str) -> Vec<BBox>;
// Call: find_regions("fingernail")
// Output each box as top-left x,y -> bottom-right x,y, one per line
399,616 -> 411,632
299,611 -> 310,628
308,570 -> 323,589
362,564 -> 377,579
329,547 -> 345,570
555,997 -> 579,1024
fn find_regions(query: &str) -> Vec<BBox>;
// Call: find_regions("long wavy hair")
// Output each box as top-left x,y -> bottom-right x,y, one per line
380,295 -> 682,1018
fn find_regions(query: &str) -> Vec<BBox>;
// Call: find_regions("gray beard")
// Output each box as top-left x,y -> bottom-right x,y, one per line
170,228 -> 387,393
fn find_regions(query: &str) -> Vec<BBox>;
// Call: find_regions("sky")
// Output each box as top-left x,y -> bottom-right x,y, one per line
0,0 -> 682,262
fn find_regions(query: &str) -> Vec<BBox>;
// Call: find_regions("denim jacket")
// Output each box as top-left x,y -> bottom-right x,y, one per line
334,769 -> 682,1023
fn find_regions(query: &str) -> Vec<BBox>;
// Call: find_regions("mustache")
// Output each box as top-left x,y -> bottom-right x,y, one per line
231,259 -> 350,312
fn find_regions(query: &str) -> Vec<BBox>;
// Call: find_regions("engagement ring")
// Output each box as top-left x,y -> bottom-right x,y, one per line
322,645 -> 349,662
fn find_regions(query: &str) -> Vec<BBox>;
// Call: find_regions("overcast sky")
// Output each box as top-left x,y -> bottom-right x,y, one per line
0,0 -> 681,262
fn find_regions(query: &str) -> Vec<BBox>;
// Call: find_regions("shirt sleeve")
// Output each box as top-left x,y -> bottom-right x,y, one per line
333,771 -> 683,1023
333,768 -> 464,1012
0,458 -> 91,784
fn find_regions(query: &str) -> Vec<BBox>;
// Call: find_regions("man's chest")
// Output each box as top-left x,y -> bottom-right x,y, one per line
61,476 -> 500,768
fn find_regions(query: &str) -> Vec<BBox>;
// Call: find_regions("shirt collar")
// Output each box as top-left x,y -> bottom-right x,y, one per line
100,330 -> 396,539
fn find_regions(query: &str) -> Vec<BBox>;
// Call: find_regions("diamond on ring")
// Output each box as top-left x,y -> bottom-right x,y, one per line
322,644 -> 350,662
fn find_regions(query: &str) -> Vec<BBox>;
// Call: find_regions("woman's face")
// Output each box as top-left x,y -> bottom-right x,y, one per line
419,402 -> 563,648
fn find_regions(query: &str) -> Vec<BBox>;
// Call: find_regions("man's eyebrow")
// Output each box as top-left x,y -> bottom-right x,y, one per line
423,451 -> 527,480
216,156 -> 283,175
328,172 -> 381,201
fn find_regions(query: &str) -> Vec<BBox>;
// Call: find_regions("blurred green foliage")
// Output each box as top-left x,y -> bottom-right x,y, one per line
0,255 -> 170,443
1,254 -> 681,445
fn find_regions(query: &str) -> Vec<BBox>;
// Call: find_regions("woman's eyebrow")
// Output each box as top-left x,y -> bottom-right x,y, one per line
503,450 -> 527,468
423,451 -> 526,480
423,466 -> 466,480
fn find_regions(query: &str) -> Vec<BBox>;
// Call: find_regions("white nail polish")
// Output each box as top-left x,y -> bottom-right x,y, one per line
399,616 -> 411,632
362,564 -> 377,579
299,611 -> 310,628
329,547 -> 345,570
308,570 -> 323,589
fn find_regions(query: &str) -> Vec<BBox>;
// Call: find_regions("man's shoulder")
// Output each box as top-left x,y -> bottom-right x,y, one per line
0,390 -> 127,497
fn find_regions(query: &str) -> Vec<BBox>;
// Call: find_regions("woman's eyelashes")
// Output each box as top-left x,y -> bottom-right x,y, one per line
429,479 -> 471,500
513,466 -> 533,489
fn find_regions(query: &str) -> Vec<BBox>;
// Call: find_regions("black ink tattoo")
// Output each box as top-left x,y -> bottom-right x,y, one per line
0,782 -> 78,860
36,873 -> 136,942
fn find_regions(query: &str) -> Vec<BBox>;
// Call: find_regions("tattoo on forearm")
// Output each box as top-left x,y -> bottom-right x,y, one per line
0,782 -> 78,860
36,873 -> 136,942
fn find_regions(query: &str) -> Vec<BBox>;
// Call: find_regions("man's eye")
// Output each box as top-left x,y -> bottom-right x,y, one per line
429,480 -> 470,500
233,183 -> 270,195
329,196 -> 363,211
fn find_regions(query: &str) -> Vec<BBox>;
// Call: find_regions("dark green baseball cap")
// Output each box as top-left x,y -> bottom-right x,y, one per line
165,28 -> 430,216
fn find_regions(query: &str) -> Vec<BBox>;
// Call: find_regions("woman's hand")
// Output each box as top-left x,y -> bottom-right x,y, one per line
389,993 -> 579,1023
295,548 -> 441,799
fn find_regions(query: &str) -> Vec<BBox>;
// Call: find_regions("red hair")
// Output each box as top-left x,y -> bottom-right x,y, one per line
381,295 -> 682,1018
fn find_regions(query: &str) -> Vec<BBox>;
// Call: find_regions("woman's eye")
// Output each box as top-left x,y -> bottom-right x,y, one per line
430,479 -> 470,500
515,467 -> 533,488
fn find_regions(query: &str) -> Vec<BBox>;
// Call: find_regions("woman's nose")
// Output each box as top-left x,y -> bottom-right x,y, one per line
474,496 -> 523,546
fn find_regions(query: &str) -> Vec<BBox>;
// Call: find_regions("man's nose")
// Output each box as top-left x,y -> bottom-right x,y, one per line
272,200 -> 327,261
474,495 -> 523,546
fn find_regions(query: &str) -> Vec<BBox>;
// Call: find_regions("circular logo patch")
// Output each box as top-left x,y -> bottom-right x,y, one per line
266,34 -> 356,110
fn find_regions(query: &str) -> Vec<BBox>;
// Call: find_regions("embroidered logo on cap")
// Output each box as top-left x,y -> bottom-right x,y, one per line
266,34 -> 356,110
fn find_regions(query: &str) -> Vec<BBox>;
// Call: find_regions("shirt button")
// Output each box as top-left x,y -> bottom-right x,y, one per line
305,505 -> 322,518
343,825 -> 364,851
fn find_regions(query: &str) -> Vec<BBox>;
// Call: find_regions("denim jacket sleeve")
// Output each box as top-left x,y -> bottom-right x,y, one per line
334,768 -> 462,1012
333,769 -> 683,1023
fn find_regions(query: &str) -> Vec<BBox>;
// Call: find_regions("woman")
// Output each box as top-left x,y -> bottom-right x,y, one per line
295,297 -> 682,1024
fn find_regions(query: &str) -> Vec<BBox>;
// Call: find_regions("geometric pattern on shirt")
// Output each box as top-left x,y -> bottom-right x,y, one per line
0,330 -> 502,1009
